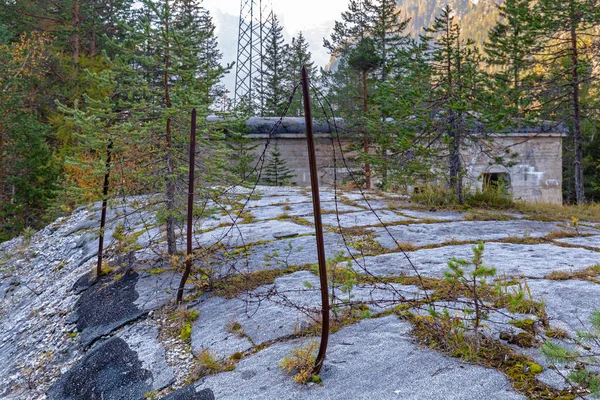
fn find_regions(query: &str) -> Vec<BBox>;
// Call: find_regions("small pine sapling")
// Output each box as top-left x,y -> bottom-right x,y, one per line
541,310 -> 600,397
444,241 -> 497,337
262,145 -> 295,186
227,133 -> 259,185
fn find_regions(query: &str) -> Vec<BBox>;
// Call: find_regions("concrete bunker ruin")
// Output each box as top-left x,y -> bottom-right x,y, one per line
228,117 -> 568,204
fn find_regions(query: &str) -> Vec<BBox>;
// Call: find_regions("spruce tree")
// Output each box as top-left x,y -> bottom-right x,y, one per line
324,0 -> 410,189
484,0 -> 538,119
284,32 -> 318,117
262,145 -> 295,186
370,38 -> 435,190
421,5 -> 489,203
227,133 -> 259,185
0,31 -> 59,240
259,15 -> 289,117
364,0 -> 409,81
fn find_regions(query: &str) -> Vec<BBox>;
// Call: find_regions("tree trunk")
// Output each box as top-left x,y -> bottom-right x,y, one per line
570,12 -> 585,204
90,0 -> 97,57
72,0 -> 80,64
164,9 -> 177,255
362,70 -> 371,189
448,112 -> 463,204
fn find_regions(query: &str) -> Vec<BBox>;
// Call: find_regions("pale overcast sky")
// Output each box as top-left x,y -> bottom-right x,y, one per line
202,0 -> 348,34
201,0 -> 349,92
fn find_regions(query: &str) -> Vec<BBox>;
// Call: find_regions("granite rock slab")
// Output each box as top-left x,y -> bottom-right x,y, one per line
351,242 -> 600,279
370,220 -> 569,249
194,316 -> 525,400
191,271 -> 416,360
556,235 -> 600,250
189,220 -> 315,248
321,210 -> 409,228
214,232 -> 356,276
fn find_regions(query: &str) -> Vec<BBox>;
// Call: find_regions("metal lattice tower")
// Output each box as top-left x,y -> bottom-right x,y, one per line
234,0 -> 273,112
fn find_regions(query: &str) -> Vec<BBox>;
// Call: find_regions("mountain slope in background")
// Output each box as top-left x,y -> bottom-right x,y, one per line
398,0 -> 501,47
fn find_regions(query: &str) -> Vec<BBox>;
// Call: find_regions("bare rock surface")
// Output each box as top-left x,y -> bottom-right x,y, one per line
1,186 -> 599,399
527,279 -> 600,339
162,387 -> 215,400
556,235 -> 600,250
75,271 -> 144,349
321,209 -> 410,227
352,242 -> 600,279
399,209 -> 467,221
190,271 -> 417,360
370,220 -> 570,249
248,201 -> 363,221
215,232 -> 356,275
189,219 -> 315,248
194,316 -> 526,400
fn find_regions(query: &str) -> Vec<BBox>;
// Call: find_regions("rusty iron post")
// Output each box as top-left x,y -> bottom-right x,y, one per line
96,140 -> 113,277
301,66 -> 330,375
177,108 -> 197,305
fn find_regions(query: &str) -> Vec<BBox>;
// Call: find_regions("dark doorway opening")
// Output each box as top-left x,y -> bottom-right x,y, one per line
482,172 -> 510,190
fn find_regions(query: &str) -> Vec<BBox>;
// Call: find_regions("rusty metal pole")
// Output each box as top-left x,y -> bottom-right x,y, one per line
177,109 -> 197,305
301,66 -> 330,375
97,140 -> 113,277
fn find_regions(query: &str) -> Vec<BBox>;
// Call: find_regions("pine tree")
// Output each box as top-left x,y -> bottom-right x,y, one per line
324,0 -> 410,189
421,5 -> 489,203
531,0 -> 600,204
262,145 -> 295,186
259,15 -> 288,117
284,32 -> 318,117
484,0 -> 538,119
59,0 -> 231,254
0,31 -> 59,240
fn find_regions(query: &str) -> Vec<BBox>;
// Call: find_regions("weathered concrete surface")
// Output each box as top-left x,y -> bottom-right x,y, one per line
370,220 -> 573,249
194,316 -> 525,400
352,242 -> 600,279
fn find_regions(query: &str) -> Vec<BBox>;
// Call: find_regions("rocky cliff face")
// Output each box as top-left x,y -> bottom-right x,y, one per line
1,186 -> 599,399
398,0 -> 501,47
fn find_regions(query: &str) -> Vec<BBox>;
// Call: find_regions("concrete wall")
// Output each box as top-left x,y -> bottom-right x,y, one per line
248,134 -> 355,186
462,133 -> 564,204
247,132 -> 565,204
